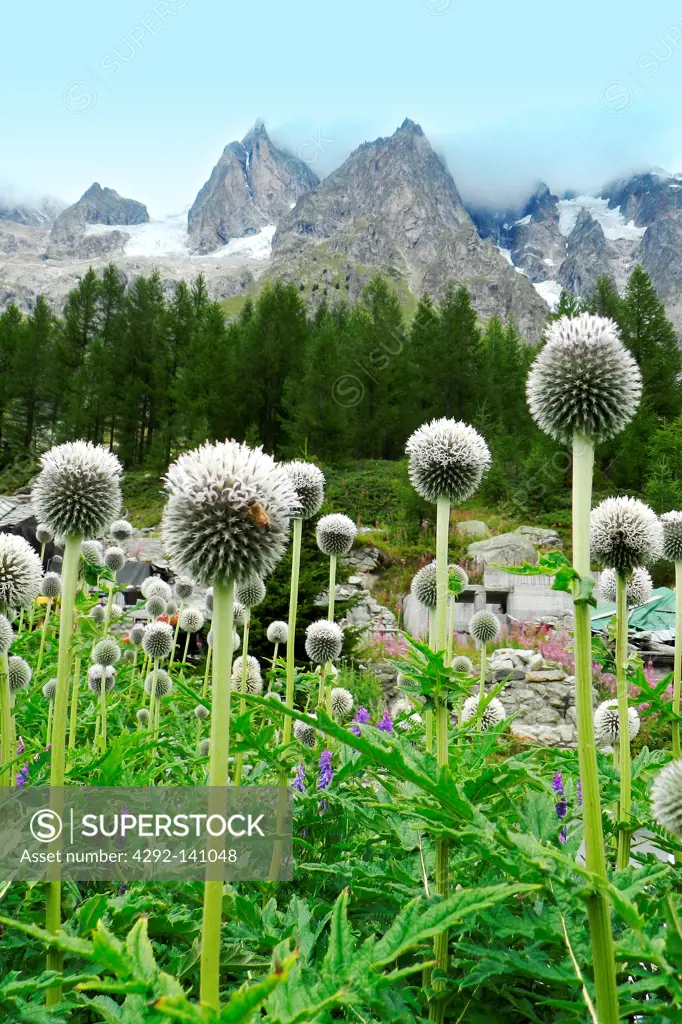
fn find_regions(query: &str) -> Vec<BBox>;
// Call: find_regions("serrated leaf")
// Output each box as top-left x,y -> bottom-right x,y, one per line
78,893 -> 109,937
126,917 -> 158,986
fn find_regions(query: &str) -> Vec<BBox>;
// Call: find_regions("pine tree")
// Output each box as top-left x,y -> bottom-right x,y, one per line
0,304 -> 23,458
11,297 -> 55,451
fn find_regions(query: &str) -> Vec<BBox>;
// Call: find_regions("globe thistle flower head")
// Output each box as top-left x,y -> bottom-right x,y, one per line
110,519 -> 133,544
92,637 -> 121,667
316,513 -> 357,557
142,621 -> 174,660
162,440 -> 298,586
236,575 -> 266,609
0,534 -> 43,610
43,679 -> 57,700
406,418 -> 492,503
82,540 -> 104,568
526,314 -> 642,444
32,441 -> 123,539
330,687 -> 354,718
651,761 -> 682,836
104,546 -> 125,573
180,607 -> 204,633
267,620 -> 289,645
470,610 -> 501,644
144,669 -> 173,698
165,600 -> 178,618
130,624 -> 145,645
599,566 -> 653,607
450,564 -> 469,592
285,461 -> 325,519
90,603 -> 106,624
40,572 -> 62,600
232,600 -> 247,627
0,614 -> 14,653
198,738 -> 210,757
174,576 -> 194,601
87,665 -> 116,694
136,708 -> 150,726
305,620 -> 343,663
294,714 -> 317,748
36,524 -> 53,545
8,655 -> 31,692
462,694 -> 507,729
204,588 -> 213,613
594,699 -> 640,746
452,655 -> 474,675
411,561 -> 438,609
123,649 -> 136,663
146,596 -> 166,620
231,655 -> 263,694
391,697 -> 422,731
661,511 -> 682,563
591,497 -> 663,573
194,704 -> 210,721
143,577 -> 172,602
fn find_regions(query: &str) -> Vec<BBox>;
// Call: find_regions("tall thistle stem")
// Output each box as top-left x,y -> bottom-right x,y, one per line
170,600 -> 184,668
0,651 -> 12,786
234,617 -> 251,786
673,560 -> 682,759
572,434 -> 619,1024
615,570 -> 632,869
46,532 -> 82,1005
327,553 -> 337,621
202,645 -> 213,699
200,577 -> 235,1011
68,656 -> 81,750
282,518 -> 302,748
36,598 -> 53,677
478,642 -> 487,701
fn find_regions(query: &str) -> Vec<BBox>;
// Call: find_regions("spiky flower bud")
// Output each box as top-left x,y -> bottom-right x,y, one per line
123,649 -> 136,663
391,697 -> 422,731
0,534 -> 43,610
40,572 -> 61,600
92,637 -> 121,667
136,708 -> 150,726
8,656 -> 31,692
232,600 -> 247,626
316,514 -> 357,557
598,567 -> 653,607
452,655 -> 474,674
174,576 -> 194,601
285,461 -> 325,519
207,628 -> 240,651
231,655 -> 263,694
143,577 -> 172,602
43,679 -> 57,700
267,621 -> 289,645
194,704 -> 210,721
87,665 -> 116,693
526,314 -> 642,444
266,691 -> 282,702
406,418 -> 492,503
651,761 -> 682,836
162,440 -> 298,585
305,620 -> 343,663
110,520 -> 133,544
204,588 -> 213,613
591,497 -> 663,574
142,621 -> 174,660
198,738 -> 210,757
594,699 -> 640,746
90,604 -> 105,624
236,575 -> 266,609
82,540 -> 104,567
450,564 -> 469,590
462,694 -> 507,729
330,687 -> 354,718
165,601 -> 178,618
294,715 -> 317,748
146,596 -> 166,619
0,614 -> 13,653
36,524 -> 53,544
469,610 -> 501,644
130,624 -> 146,645
661,511 -> 682,562
180,608 -> 204,633
104,546 -> 125,573
32,441 -> 122,539
144,669 -> 173,698
411,562 -> 438,609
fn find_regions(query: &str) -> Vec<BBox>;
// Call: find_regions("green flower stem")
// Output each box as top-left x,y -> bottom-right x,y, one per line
572,434 -> 619,1024
147,659 -> 159,752
478,642 -> 488,701
271,641 -> 279,673
327,553 -> 337,622
200,577 -> 235,1012
40,541 -> 46,566
17,609 -> 24,633
234,617 -> 251,787
425,610 -> 435,754
282,518 -> 302,749
615,570 -> 632,869
99,676 -> 107,754
103,582 -> 115,633
169,601 -> 184,669
446,597 -> 454,666
36,598 -> 53,677
673,560 -> 682,759
183,632 -> 191,664
202,645 -> 213,699
68,656 -> 81,751
0,650 -> 12,786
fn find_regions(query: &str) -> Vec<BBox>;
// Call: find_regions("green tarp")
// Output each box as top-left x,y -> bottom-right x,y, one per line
591,587 -> 676,633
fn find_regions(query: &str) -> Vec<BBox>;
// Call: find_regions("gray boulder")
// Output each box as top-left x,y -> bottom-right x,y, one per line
515,526 -> 563,549
468,532 -> 537,566
456,519 -> 489,540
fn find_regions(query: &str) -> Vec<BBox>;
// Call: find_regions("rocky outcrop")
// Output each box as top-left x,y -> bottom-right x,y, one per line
188,122 -> 318,253
48,183 -> 149,260
557,210 -> 615,296
0,195 -> 64,228
507,184 -> 566,283
468,531 -> 537,566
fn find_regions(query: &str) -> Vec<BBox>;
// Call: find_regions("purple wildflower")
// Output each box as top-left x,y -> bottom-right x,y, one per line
16,763 -> 29,787
293,763 -> 306,793
348,724 -> 361,737
354,706 -> 371,725
317,750 -> 333,791
577,780 -> 582,806
318,798 -> 329,816
552,770 -> 568,823
552,771 -> 564,795
559,827 -> 567,844
16,737 -> 25,756
377,710 -> 393,733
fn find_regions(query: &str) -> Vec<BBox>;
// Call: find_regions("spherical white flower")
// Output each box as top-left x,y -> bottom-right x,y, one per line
651,760 -> 682,836
194,704 -> 210,721
144,669 -> 173,698
316,514 -> 357,556
231,600 -> 247,627
0,534 -> 43,610
451,655 -> 474,674
142,577 -> 172,602
8,655 -> 31,692
0,614 -> 13,653
42,678 -> 57,700
294,715 -> 317,748
146,596 -> 166,619
231,655 -> 263,694
110,519 -> 133,544
142,621 -> 174,660
162,440 -> 298,586
36,524 -> 53,545
32,441 -> 122,539
330,687 -> 354,718
411,562 -> 438,609
82,540 -> 105,568
88,665 -> 116,694
92,637 -> 121,668
598,567 -> 653,607
462,694 -> 507,729
305,620 -> 343,663
450,564 -> 469,591
236,575 -> 266,609
174,576 -> 194,601
40,572 -> 61,600
391,697 -> 423,731
104,546 -> 125,573
406,418 -> 492,503
526,314 -> 642,444
469,610 -> 501,644
198,738 -> 210,757
166,600 -> 178,618
137,708 -> 150,726
267,620 -> 289,645
594,699 -> 640,746
591,497 -> 663,574
130,624 -> 146,645
286,461 -> 325,519
206,628 -> 240,650
661,511 -> 682,563
204,588 -> 213,613
180,608 -> 204,633
123,649 -> 136,663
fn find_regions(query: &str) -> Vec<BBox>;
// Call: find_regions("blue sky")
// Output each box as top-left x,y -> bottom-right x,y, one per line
3,0 -> 682,215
